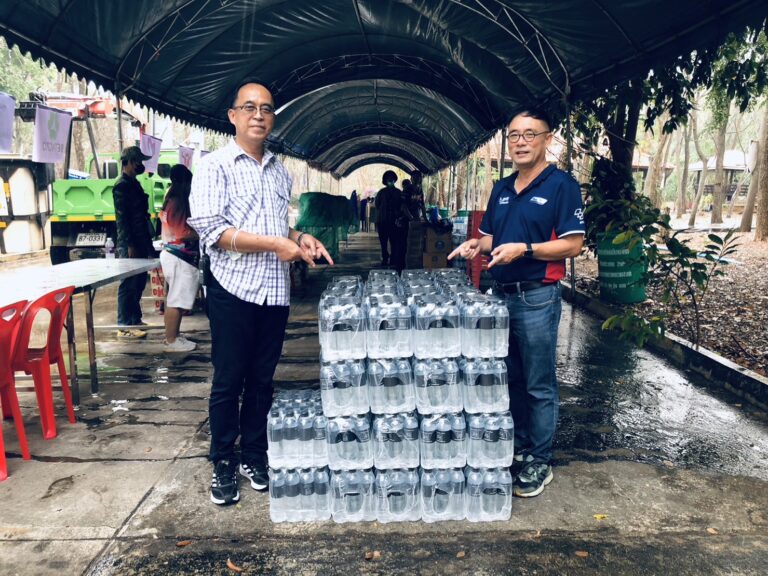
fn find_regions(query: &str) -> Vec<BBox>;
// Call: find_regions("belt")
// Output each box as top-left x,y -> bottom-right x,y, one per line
496,280 -> 554,294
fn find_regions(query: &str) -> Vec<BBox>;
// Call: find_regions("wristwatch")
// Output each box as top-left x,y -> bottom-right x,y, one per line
524,242 -> 534,258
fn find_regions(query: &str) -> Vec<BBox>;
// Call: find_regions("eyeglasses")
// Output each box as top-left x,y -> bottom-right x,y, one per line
508,130 -> 549,143
231,103 -> 275,116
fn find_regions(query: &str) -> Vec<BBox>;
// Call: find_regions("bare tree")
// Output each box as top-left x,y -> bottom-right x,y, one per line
710,115 -> 729,223
755,105 -> 768,241
740,138 -> 760,232
676,124 -> 691,218
688,112 -> 711,227
643,113 -> 672,207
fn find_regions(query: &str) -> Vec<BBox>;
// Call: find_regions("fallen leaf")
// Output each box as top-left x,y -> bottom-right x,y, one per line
534,529 -> 542,538
593,514 -> 608,521
364,551 -> 374,561
373,551 -> 381,560
226,558 -> 243,573
145,447 -> 152,453
575,551 -> 589,558
456,551 -> 465,558
706,527 -> 718,535
175,540 -> 191,548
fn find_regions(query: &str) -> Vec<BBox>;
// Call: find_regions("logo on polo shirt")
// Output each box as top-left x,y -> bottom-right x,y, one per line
530,196 -> 547,205
499,196 -> 510,205
574,208 -> 584,223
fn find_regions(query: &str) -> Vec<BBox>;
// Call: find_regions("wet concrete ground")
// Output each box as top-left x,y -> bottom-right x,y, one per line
1,233 -> 767,575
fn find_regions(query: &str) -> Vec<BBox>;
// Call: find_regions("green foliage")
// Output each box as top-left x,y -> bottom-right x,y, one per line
582,156 -> 668,251
602,229 -> 740,347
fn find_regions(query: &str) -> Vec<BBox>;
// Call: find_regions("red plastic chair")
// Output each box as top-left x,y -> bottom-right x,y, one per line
12,287 -> 77,440
0,300 -> 31,481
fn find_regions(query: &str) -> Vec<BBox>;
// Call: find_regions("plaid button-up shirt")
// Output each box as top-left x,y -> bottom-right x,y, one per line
189,139 -> 292,306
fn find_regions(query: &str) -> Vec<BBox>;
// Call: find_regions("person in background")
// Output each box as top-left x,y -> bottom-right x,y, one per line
350,190 -> 359,231
189,81 -> 333,506
159,164 -> 199,352
113,145 -> 154,339
374,170 -> 402,269
449,109 -> 584,498
405,170 -> 428,222
360,194 -> 369,232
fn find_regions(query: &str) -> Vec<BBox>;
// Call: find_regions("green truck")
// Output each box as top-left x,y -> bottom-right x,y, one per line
49,150 -> 178,263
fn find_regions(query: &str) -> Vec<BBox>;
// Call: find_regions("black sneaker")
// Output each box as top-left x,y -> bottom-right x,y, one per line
210,459 -> 240,505
513,461 -> 553,498
511,451 -> 534,478
240,460 -> 269,491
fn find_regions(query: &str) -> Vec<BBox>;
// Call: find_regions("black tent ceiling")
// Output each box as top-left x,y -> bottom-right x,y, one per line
1,1 -> 765,175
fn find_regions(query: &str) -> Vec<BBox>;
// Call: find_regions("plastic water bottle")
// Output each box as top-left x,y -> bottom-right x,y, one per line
267,408 -> 284,469
420,416 -> 437,468
283,469 -> 301,520
282,409 -> 299,465
314,467 -> 331,521
450,468 -> 466,520
298,408 -> 315,464
483,414 -> 501,466
269,469 -> 286,522
420,469 -> 437,521
313,414 -> 329,468
465,467 -> 484,522
104,237 -> 115,259
299,468 -> 316,521
499,413 -> 515,467
450,412 -> 467,466
403,412 -> 420,468
435,415 -> 453,465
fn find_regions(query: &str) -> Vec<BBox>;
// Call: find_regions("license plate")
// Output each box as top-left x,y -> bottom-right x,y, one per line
75,232 -> 107,247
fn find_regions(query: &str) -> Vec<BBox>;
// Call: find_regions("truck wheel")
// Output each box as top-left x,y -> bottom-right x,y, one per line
50,246 -> 71,265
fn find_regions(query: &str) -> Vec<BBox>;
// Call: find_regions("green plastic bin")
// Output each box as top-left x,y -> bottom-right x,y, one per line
597,233 -> 647,304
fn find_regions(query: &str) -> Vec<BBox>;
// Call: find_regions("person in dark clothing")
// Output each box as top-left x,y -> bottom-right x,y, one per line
360,196 -> 369,231
374,170 -> 403,269
113,145 -> 154,339
405,170 -> 428,222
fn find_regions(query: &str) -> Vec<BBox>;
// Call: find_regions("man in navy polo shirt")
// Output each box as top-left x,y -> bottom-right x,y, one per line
449,109 -> 584,497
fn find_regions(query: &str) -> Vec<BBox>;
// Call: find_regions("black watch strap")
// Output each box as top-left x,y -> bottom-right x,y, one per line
524,242 -> 534,258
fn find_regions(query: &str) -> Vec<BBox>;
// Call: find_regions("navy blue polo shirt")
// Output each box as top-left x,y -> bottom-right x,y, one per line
478,164 -> 584,284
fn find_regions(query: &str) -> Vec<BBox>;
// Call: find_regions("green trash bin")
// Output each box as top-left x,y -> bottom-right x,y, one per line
597,233 -> 647,304
438,208 -> 450,219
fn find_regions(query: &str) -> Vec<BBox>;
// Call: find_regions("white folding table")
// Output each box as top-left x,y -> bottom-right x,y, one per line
0,258 -> 160,405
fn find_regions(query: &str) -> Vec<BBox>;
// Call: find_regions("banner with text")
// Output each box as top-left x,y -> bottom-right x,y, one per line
0,92 -> 15,153
32,106 -> 72,163
140,133 -> 162,173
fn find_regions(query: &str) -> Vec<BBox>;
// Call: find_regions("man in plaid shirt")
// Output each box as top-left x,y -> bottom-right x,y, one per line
189,82 -> 333,506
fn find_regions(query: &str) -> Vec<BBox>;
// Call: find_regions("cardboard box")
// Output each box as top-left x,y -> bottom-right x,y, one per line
425,228 -> 452,253
423,253 -> 447,269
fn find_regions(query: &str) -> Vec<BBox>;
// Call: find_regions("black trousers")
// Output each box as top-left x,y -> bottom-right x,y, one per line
377,221 -> 396,264
207,276 -> 289,465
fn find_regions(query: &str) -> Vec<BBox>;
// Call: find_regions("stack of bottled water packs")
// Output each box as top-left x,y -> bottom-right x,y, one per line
269,268 -> 514,523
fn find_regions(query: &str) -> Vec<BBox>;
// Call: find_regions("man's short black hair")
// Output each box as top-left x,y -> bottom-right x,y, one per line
229,81 -> 274,109
513,108 -> 552,131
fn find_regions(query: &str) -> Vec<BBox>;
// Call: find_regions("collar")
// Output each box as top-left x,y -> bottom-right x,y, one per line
507,164 -> 556,197
225,138 -> 274,166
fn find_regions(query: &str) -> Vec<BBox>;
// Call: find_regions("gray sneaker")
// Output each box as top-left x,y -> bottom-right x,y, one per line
513,462 -> 553,498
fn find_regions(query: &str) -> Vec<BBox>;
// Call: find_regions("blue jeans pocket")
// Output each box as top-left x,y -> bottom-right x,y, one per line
521,284 -> 559,308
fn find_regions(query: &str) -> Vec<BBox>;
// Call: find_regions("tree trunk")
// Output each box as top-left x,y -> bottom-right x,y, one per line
755,106 -> 768,241
606,83 -> 642,194
676,124 -> 691,218
688,112 -> 710,227
710,118 -> 728,224
740,138 -> 761,232
481,139 -> 493,208
643,114 -> 672,208
455,159 -> 467,211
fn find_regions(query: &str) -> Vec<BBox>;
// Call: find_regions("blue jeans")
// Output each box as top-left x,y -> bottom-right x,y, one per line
502,282 -> 562,464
